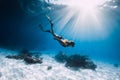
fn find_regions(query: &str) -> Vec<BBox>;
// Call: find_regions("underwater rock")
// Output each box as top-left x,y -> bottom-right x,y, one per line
54,52 -> 97,70
54,51 -> 68,63
6,49 -> 32,60
0,72 -> 2,77
114,64 -> 119,67
6,55 -> 23,59
83,60 -> 97,70
24,56 -> 42,64
47,66 -> 52,70
6,49 -> 43,64
65,54 -> 97,70
65,54 -> 86,68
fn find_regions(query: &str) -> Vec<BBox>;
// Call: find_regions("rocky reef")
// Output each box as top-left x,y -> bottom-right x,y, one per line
6,49 -> 42,64
54,52 -> 97,70
65,54 -> 97,70
113,64 -> 119,68
54,51 -> 68,63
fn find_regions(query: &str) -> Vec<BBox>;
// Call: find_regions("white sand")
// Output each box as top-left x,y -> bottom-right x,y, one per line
0,49 -> 120,80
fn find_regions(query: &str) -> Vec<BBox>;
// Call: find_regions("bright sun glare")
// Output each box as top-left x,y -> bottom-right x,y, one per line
68,0 -> 101,11
62,0 -> 105,11
51,0 -> 110,41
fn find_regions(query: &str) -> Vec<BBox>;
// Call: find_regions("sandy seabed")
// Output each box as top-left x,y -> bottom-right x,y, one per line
0,50 -> 120,80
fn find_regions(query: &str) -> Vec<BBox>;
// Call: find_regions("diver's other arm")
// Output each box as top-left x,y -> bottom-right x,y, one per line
38,24 -> 51,33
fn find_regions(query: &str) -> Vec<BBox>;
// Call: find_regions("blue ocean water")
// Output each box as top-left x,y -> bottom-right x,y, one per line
0,0 -> 120,64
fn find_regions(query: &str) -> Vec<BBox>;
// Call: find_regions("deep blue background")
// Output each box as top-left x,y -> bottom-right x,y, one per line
0,0 -> 120,63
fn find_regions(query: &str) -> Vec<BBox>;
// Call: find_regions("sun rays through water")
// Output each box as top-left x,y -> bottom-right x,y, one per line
45,0 -> 118,41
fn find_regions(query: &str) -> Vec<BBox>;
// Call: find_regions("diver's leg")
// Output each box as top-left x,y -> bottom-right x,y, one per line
46,15 -> 53,27
46,15 -> 55,36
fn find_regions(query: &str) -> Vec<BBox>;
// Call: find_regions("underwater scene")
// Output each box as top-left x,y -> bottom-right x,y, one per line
0,0 -> 120,80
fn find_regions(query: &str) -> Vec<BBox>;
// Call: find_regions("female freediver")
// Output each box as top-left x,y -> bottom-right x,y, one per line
39,15 -> 75,47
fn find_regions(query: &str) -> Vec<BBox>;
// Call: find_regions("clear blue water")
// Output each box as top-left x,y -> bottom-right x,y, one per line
0,0 -> 120,64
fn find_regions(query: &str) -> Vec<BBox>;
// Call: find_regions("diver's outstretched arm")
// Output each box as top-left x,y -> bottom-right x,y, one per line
38,24 -> 51,33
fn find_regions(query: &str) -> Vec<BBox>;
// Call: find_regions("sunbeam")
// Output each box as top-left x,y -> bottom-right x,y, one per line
48,0 -> 116,41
